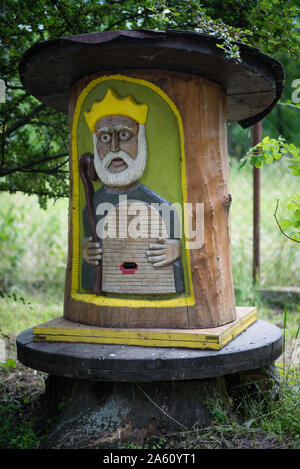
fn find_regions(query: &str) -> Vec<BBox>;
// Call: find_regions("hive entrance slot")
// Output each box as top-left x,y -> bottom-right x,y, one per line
120,262 -> 138,274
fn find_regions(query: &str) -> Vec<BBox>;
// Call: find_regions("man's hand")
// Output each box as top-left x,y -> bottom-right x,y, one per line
146,238 -> 181,268
82,237 -> 102,266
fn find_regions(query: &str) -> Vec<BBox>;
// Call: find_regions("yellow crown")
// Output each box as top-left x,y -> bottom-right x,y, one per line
84,87 -> 148,132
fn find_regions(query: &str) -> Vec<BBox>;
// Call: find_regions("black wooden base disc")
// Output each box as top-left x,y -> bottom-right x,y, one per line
17,320 -> 282,382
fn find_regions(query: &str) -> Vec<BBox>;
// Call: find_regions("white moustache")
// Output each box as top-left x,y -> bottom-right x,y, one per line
102,150 -> 134,169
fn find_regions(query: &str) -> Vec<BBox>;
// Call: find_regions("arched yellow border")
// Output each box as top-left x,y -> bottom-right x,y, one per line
71,75 -> 195,308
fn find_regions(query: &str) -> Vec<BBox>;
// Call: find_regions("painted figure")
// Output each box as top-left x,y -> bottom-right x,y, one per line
80,87 -> 184,295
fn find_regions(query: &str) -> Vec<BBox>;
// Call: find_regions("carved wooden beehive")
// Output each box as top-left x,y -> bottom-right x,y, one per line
19,30 -> 284,346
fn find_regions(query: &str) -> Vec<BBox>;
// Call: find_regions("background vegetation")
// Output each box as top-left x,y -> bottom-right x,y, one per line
0,0 -> 299,451
1,0 -> 299,206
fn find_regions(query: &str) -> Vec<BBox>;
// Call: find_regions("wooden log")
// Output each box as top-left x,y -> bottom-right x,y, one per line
64,70 -> 236,329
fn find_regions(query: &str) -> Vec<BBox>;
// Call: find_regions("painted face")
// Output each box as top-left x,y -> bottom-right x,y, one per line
93,115 -> 147,187
94,115 -> 139,173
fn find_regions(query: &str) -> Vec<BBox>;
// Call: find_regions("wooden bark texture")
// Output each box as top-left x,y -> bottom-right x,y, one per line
64,70 -> 236,328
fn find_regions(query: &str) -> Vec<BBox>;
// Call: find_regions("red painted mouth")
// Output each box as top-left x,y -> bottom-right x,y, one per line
120,263 -> 138,274
110,158 -> 126,167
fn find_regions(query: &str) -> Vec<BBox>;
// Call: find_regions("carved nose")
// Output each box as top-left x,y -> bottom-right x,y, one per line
111,132 -> 120,152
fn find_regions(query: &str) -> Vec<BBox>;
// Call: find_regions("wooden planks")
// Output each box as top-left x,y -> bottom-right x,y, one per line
101,200 -> 176,294
102,238 -> 176,294
36,307 -> 257,350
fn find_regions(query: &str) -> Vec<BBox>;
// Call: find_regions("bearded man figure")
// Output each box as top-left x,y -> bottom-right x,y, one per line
81,87 -> 184,295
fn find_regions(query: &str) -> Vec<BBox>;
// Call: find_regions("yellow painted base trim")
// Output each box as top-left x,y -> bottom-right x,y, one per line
33,307 -> 257,350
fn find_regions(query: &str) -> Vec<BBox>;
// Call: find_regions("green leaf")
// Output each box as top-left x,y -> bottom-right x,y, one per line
265,155 -> 274,164
279,219 -> 294,229
238,159 -> 248,169
1,358 -> 17,368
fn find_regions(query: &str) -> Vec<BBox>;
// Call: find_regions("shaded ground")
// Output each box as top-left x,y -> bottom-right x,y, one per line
1,332 -> 299,450
0,363 -> 282,450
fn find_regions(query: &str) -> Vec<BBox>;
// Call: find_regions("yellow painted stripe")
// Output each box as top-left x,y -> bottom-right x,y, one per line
71,74 -> 195,308
33,309 -> 257,350
33,327 -> 218,343
33,333 -> 221,350
219,311 -> 258,348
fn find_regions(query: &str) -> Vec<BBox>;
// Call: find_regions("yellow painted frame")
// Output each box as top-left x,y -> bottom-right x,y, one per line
71,74 -> 195,308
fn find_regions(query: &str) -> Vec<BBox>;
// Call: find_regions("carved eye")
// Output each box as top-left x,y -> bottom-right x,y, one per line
99,133 -> 111,143
119,130 -> 131,141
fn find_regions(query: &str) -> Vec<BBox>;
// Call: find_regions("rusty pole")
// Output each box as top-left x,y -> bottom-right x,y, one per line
253,121 -> 262,283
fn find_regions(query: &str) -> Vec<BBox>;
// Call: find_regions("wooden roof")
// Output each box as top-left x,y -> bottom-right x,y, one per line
19,30 -> 284,128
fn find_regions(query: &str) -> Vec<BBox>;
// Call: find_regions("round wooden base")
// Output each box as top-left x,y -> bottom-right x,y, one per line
16,320 -> 282,449
17,320 -> 282,382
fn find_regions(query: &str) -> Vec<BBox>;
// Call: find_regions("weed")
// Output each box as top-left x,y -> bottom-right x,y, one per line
0,405 -> 40,449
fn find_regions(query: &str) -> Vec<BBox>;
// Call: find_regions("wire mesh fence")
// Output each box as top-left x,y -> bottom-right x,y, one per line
228,70 -> 300,292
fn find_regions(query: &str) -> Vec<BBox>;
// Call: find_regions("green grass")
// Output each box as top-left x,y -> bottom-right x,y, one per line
0,404 -> 41,449
0,192 -> 68,296
0,192 -> 67,334
0,292 -> 62,336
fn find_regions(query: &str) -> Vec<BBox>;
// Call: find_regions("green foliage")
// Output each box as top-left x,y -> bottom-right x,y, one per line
0,192 -> 67,295
229,53 -> 300,162
241,136 -> 300,170
0,0 -> 299,206
268,389 -> 300,442
202,0 -> 300,59
0,404 -> 40,449
241,136 -> 300,242
0,326 -> 16,368
229,158 -> 300,289
1,357 -> 16,368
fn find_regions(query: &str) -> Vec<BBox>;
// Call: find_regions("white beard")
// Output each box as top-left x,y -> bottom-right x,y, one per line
93,125 -> 147,187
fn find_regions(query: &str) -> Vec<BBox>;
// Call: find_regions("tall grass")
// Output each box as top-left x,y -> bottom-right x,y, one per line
0,192 -> 68,296
0,193 -> 68,334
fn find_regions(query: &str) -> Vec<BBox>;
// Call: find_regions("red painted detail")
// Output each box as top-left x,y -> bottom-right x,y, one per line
120,263 -> 138,274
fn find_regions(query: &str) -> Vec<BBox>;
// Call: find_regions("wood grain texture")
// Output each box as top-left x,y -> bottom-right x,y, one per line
101,200 -> 176,294
34,307 -> 256,350
64,70 -> 236,329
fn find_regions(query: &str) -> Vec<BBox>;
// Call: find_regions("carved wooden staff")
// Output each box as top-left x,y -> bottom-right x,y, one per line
79,152 -> 102,294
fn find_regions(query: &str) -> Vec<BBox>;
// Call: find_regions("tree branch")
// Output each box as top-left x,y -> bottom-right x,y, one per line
104,11 -> 144,31
274,199 -> 300,244
0,152 -> 69,177
0,121 -> 6,170
20,169 -> 68,175
19,158 -> 69,175
278,102 -> 300,111
3,104 -> 45,137
1,187 -> 67,198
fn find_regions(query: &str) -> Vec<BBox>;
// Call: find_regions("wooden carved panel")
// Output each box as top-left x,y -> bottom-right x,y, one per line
101,201 -> 176,294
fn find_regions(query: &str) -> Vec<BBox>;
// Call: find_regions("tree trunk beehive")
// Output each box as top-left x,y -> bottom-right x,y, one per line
64,70 -> 236,329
